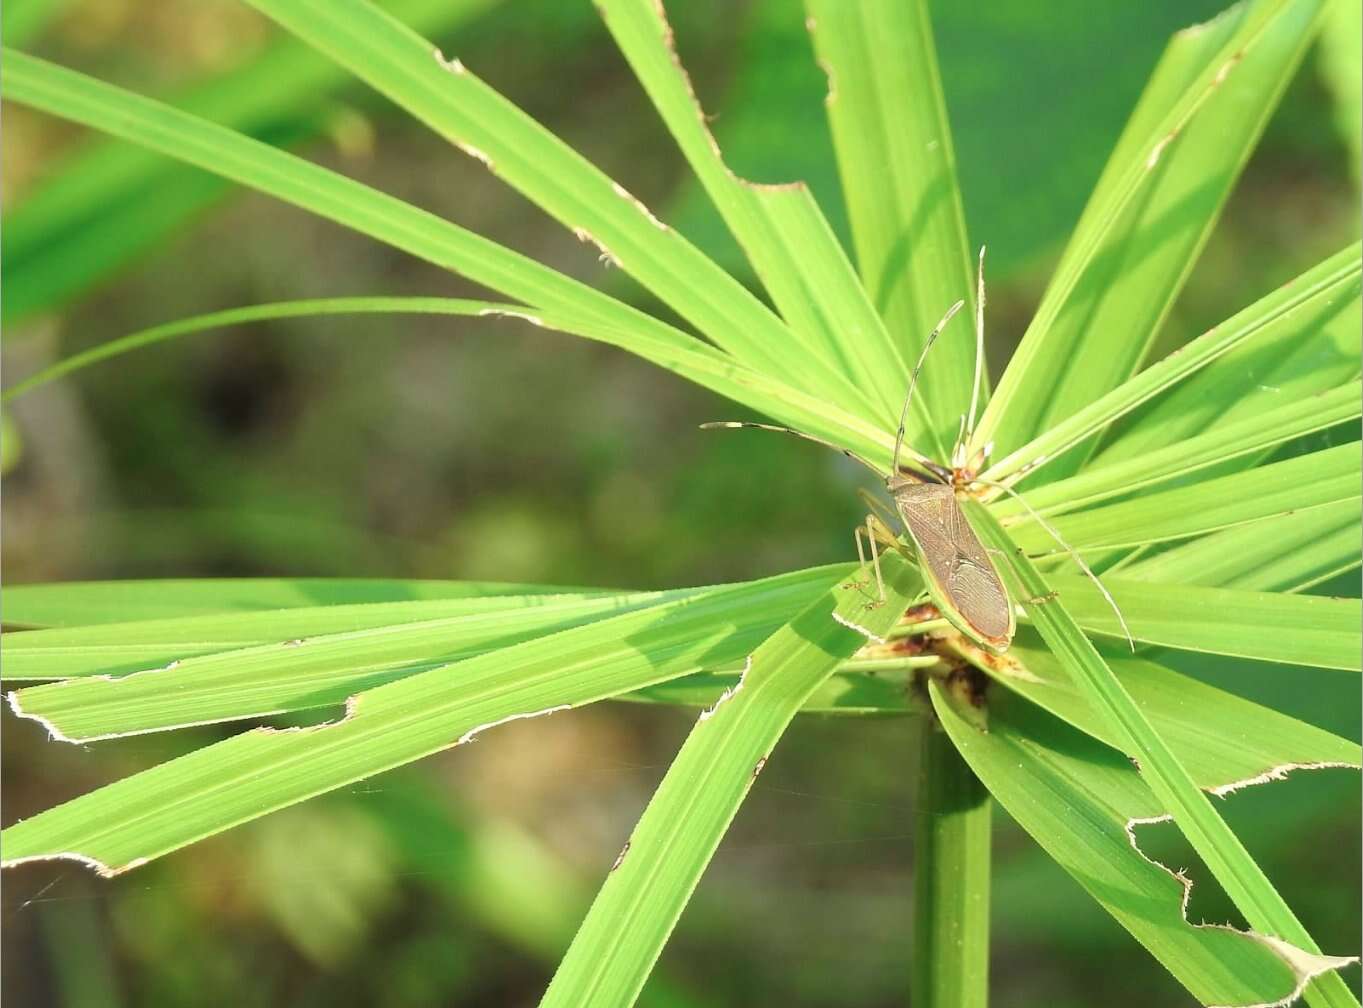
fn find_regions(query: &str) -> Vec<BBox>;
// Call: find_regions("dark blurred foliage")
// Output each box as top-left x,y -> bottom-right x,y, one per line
2,2 -> 1358,1006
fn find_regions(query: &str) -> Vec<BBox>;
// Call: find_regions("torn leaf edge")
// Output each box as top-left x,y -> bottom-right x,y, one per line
6,688 -> 363,745
831,610 -> 887,645
1123,760 -> 1361,1008
698,655 -> 751,722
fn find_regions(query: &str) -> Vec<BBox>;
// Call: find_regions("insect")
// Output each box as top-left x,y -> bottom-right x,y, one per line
705,300 -> 1014,652
706,250 -> 1131,656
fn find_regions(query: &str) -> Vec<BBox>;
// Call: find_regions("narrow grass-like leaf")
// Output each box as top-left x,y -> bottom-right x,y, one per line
2,0 -> 494,324
992,380 -> 1361,518
540,552 -> 921,1008
1,53 -> 893,454
0,564 -> 844,873
966,629 -> 1360,777
1125,498 -> 1363,593
6,569 -> 862,736
598,0 -> 911,431
2,569 -> 842,722
242,0 -> 843,410
1318,0 -> 1362,184
931,679 -> 1358,1008
968,500 -> 1359,1008
1043,572 -> 1361,670
1007,443 -> 1361,553
1096,270 -> 1361,471
619,669 -> 920,717
0,297 -> 894,463
972,0 -> 1328,463
1,576 -> 595,628
0,54 -> 677,352
983,243 -> 1361,485
805,0 -> 976,450
8,0 -> 488,244
1,591 -> 624,678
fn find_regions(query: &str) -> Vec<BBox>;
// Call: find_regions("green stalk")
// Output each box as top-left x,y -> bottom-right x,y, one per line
912,715 -> 991,1007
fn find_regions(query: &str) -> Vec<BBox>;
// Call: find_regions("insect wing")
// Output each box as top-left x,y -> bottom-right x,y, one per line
893,483 -> 1014,652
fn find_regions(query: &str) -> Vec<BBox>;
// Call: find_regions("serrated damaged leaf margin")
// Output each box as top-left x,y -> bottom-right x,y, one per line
0,690 -> 576,878
1122,810 -> 1359,1008
0,566 -> 846,876
930,679 -> 1359,1008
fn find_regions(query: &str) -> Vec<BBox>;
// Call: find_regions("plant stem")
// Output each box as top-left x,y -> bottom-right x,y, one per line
912,715 -> 991,1008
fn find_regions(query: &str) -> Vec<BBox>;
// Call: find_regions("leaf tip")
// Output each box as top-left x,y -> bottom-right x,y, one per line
1127,808 -> 1360,1008
1212,935 -> 1359,1008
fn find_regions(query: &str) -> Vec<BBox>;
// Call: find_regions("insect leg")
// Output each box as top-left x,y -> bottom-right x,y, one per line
853,517 -> 885,601
866,512 -> 900,549
856,488 -> 901,535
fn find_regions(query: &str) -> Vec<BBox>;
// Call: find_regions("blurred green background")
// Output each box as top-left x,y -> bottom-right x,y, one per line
2,1 -> 1359,1005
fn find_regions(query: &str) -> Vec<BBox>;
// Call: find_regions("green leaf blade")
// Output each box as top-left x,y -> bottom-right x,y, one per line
968,501 -> 1359,1008
974,631 -> 1359,781
806,0 -> 977,451
599,0 -> 910,431
932,678 -> 1358,1008
1007,443 -> 1361,553
973,0 -> 1329,465
541,552 -> 921,1008
0,576 -> 604,629
1125,498 -> 1363,593
994,380 -> 1362,518
0,296 -> 896,464
1047,572 -> 1361,671
2,0 -> 498,324
6,590 -> 725,737
1,565 -> 843,873
984,243 -> 1361,486
242,0 -> 839,407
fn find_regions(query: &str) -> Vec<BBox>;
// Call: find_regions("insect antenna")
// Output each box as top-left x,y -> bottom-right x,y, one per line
893,299 -> 965,477
951,412 -> 969,469
972,477 -> 1136,651
699,421 -> 886,478
962,246 -> 988,461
